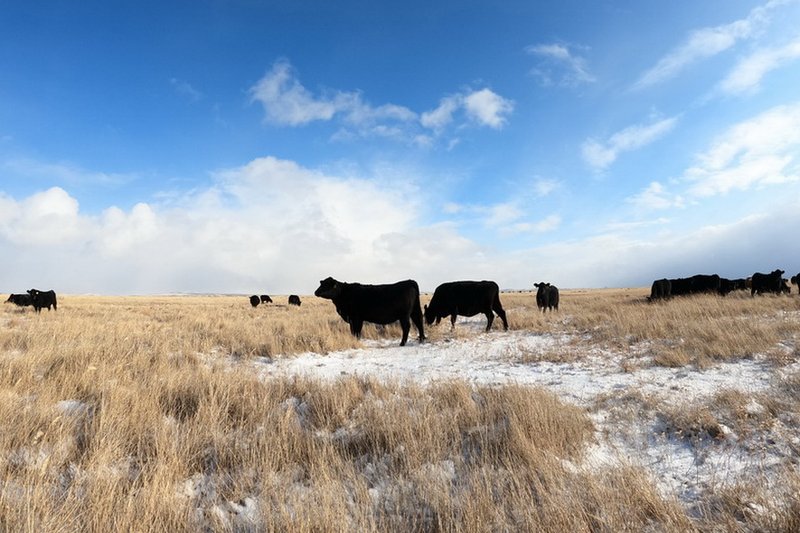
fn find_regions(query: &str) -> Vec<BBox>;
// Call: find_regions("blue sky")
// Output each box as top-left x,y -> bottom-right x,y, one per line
2,0 -> 800,295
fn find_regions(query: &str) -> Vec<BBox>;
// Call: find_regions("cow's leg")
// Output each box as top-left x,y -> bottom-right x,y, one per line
350,320 -> 363,339
485,312 -> 494,332
450,314 -> 456,330
399,317 -> 410,346
495,307 -> 509,331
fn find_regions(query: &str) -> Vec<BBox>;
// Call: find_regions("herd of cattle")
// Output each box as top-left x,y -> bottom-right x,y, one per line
5,270 -> 797,346
648,269 -> 800,300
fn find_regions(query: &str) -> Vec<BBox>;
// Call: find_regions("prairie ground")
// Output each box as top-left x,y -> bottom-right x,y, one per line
1,289 -> 799,531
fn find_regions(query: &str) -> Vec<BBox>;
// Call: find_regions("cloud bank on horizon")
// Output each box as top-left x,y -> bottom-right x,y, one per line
1,1 -> 799,295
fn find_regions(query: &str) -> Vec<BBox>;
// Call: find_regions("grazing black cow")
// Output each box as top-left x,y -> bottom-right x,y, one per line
719,278 -> 747,296
648,278 -> 671,301
288,295 -> 302,306
27,289 -> 57,312
750,269 -> 785,296
249,295 -> 260,307
791,274 -> 800,294
260,295 -> 273,304
314,277 -> 425,346
534,282 -> 559,312
5,293 -> 33,308
423,280 -> 508,332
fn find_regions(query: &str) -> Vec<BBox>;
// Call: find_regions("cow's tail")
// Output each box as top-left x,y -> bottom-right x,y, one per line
411,283 -> 425,342
53,294 -> 58,311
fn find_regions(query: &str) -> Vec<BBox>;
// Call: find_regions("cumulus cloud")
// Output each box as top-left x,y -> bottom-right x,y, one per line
719,36 -> 800,94
582,116 -> 678,171
526,43 -> 595,87
249,60 -> 352,126
249,59 -> 512,144
682,102 -> 800,196
632,0 -> 784,90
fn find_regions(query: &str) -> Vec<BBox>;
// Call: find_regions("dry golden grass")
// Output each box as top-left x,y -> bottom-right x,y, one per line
1,288 -> 799,531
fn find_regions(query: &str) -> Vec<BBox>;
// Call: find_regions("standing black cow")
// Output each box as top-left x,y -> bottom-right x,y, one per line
288,295 -> 302,306
5,294 -> 33,308
314,277 -> 425,346
27,289 -> 57,312
668,278 -> 692,296
791,274 -> 800,294
423,280 -> 508,332
648,279 -> 671,301
260,295 -> 273,304
750,269 -> 785,296
688,274 -> 721,294
249,295 -> 260,307
534,282 -> 559,312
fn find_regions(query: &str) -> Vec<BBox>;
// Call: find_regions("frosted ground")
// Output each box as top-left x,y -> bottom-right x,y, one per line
250,315 -> 800,515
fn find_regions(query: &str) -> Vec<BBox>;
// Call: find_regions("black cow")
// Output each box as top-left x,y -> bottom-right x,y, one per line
423,280 -> 508,332
5,293 -> 33,308
791,274 -> 800,294
314,277 -> 424,346
249,295 -> 260,307
719,278 -> 747,296
260,295 -> 273,304
667,275 -> 720,296
648,279 -> 671,301
534,282 -> 559,312
669,277 -> 692,296
288,295 -> 302,306
750,269 -> 785,296
689,274 -> 721,294
27,289 -> 57,312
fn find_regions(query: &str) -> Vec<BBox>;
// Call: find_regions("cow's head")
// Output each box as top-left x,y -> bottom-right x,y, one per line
423,304 -> 436,326
534,282 -> 549,293
315,277 -> 342,299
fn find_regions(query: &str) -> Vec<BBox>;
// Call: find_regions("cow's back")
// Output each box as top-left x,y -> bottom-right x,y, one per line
429,281 -> 497,317
344,280 -> 419,324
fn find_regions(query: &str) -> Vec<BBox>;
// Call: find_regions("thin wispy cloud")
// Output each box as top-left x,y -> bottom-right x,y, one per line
719,36 -> 800,94
581,116 -> 679,171
626,181 -> 685,211
249,59 -> 513,144
3,158 -> 135,187
170,78 -> 203,102
526,43 -> 595,87
632,0 -> 785,90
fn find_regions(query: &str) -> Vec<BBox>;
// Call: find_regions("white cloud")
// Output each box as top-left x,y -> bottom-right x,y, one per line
626,181 -> 685,211
463,89 -> 514,129
249,60 -> 345,125
526,43 -> 595,87
249,59 -> 513,144
719,36 -> 800,94
632,0 -> 783,90
420,95 -> 461,131
582,116 -> 679,171
683,102 -> 800,196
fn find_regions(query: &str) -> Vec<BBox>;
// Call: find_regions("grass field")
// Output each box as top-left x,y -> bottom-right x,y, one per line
1,289 -> 799,531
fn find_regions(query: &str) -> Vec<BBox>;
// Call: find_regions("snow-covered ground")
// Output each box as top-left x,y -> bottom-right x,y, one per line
250,315 -> 800,512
